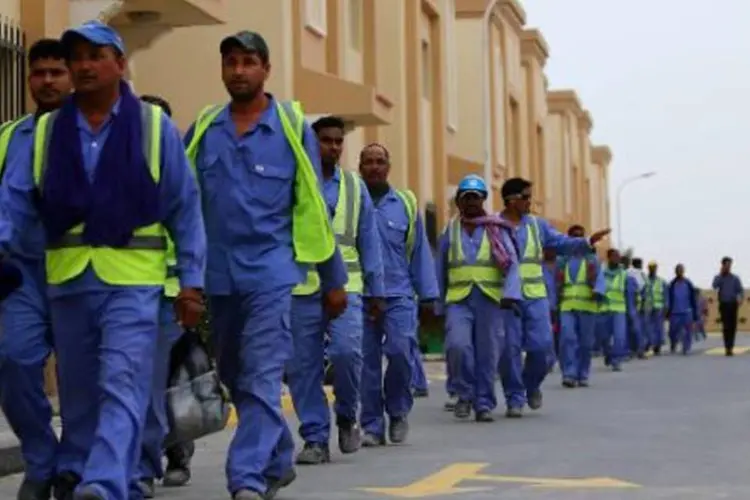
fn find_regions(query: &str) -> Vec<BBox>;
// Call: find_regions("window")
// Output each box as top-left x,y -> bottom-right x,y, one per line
348,0 -> 363,51
304,0 -> 327,36
421,40 -> 432,99
445,0 -> 458,131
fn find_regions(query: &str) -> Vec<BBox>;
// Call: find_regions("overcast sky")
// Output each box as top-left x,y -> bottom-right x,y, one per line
523,0 -> 750,287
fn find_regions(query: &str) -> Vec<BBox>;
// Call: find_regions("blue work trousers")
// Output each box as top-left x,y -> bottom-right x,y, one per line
361,296 -> 416,437
210,288 -> 295,496
647,310 -> 665,348
410,338 -> 428,392
287,292 -> 363,444
137,297 -> 183,481
627,312 -> 645,355
559,310 -> 597,382
500,297 -> 553,409
668,312 -> 693,354
0,259 -> 56,482
52,287 -> 160,500
598,312 -> 627,368
444,288 -> 505,412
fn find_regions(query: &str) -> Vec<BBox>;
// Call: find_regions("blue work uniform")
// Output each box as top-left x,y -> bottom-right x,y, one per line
645,276 -> 669,352
558,256 -> 606,383
597,268 -> 638,370
0,101 -> 205,500
286,167 -> 384,445
436,222 -> 521,414
667,277 -> 698,354
542,261 -> 559,356
184,95 -> 347,496
0,114 -> 57,484
499,215 -> 592,411
360,188 -> 438,438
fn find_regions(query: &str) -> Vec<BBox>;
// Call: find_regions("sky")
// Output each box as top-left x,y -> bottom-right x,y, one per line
522,0 -> 750,287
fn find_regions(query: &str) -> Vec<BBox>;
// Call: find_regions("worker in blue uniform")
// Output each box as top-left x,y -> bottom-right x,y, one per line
0,22 -> 206,500
599,248 -> 637,371
358,143 -> 439,443
436,174 -> 521,422
557,225 -> 606,387
0,38 -> 71,500
286,116 -> 385,465
183,31 -> 348,500
645,261 -> 669,355
629,257 -> 648,358
667,264 -> 699,355
497,178 -> 609,418
542,248 -> 559,362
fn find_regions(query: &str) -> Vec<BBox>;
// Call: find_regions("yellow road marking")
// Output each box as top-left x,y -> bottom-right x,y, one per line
704,346 -> 750,355
226,386 -> 335,428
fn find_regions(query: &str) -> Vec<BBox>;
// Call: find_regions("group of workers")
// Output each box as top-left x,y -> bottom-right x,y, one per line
0,19 -> 732,500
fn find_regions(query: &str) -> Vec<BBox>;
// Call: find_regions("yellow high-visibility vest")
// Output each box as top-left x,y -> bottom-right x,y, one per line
646,277 -> 665,309
293,169 -> 363,295
445,218 -> 504,304
519,216 -> 546,299
185,100 -> 335,266
559,260 -> 597,313
604,269 -> 627,313
33,103 -> 167,286
0,116 -> 29,179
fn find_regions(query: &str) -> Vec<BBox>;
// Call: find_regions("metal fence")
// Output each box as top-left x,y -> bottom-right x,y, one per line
0,17 -> 26,124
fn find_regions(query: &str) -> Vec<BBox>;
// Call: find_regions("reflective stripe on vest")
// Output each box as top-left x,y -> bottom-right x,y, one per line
293,169 -> 363,295
32,102 -> 167,286
559,260 -> 597,312
445,218 -> 504,304
604,270 -> 627,313
394,188 -> 417,259
519,216 -> 546,299
184,100 -> 336,265
0,116 -> 29,181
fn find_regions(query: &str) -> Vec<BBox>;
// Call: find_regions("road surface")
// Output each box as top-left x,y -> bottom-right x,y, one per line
1,335 -> 749,499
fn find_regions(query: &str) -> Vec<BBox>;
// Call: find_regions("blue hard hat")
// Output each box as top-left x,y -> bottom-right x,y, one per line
457,174 -> 488,197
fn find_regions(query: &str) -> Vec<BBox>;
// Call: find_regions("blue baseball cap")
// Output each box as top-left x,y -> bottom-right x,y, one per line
61,20 -> 126,55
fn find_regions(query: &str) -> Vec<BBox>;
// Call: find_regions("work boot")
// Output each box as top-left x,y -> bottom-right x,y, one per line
637,352 -> 648,360
17,478 -> 52,500
413,388 -> 429,398
453,400 -> 471,419
726,349 -> 734,357
505,407 -> 523,418
53,472 -> 81,500
337,417 -> 361,454
263,469 -> 296,500
652,347 -> 661,356
388,417 -> 409,444
475,410 -> 494,422
443,396 -> 457,412
295,442 -> 331,465
612,364 -> 622,372
137,478 -> 155,499
527,391 -> 543,410
163,441 -> 193,487
72,486 -> 104,500
561,378 -> 576,388
162,466 -> 190,487
361,433 -> 386,447
577,379 -> 589,388
233,490 -> 263,500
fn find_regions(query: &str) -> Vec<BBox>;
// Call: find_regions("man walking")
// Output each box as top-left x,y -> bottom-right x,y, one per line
712,257 -> 743,356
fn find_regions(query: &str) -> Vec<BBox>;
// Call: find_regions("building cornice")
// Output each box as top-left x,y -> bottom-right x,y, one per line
521,28 -> 549,65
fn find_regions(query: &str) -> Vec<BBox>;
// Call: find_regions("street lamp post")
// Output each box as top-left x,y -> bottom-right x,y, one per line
616,171 -> 656,249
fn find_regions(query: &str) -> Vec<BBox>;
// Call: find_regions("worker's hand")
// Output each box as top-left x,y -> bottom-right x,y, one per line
588,228 -> 611,245
323,288 -> 348,319
499,298 -> 522,316
365,297 -> 386,322
174,288 -> 205,329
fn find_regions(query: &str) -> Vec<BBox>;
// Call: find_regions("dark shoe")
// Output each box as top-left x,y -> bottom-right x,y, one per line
137,478 -> 155,499
361,432 -> 386,447
653,348 -> 661,356
612,364 -> 622,372
577,379 -> 589,388
17,478 -> 52,500
162,466 -> 191,487
263,469 -> 296,500
475,410 -> 494,422
443,397 -> 457,412
505,407 -> 523,418
295,442 -> 331,465
337,417 -> 361,454
637,353 -> 647,360
53,472 -> 81,500
453,400 -> 471,419
562,379 -> 576,388
413,388 -> 429,398
72,486 -> 103,500
527,391 -> 543,410
234,490 -> 263,500
388,417 -> 409,444
726,350 -> 734,357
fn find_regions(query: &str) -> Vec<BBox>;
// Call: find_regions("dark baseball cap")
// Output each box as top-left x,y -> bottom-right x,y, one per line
219,31 -> 269,61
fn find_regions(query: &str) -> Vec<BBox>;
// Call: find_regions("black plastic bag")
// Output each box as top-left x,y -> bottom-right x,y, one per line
164,329 -> 230,447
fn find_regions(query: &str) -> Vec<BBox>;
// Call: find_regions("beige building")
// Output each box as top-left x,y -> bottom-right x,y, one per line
5,0 -> 611,234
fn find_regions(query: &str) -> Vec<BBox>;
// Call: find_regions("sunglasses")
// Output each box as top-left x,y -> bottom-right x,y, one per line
507,193 -> 531,201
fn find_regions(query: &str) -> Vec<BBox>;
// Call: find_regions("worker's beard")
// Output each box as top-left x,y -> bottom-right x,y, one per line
366,181 -> 389,200
228,83 -> 262,103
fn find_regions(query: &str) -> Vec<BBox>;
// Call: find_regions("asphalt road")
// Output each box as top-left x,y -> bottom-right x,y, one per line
1,335 -> 750,499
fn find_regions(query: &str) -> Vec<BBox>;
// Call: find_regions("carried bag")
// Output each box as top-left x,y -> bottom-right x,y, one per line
164,328 -> 230,447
